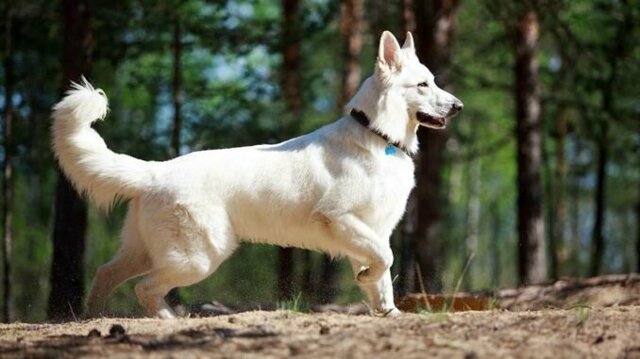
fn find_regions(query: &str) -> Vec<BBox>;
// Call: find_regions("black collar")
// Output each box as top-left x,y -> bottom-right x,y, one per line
350,109 -> 411,156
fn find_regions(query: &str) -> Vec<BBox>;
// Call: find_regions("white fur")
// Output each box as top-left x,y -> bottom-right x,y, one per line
52,31 -> 462,318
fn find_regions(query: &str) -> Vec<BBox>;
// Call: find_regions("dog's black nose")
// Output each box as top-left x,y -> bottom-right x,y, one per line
448,102 -> 463,117
452,102 -> 463,112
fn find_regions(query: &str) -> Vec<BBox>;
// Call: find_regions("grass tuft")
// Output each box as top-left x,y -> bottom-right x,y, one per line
277,292 -> 307,312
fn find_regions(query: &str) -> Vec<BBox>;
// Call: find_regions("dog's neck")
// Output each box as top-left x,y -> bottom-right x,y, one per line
350,109 -> 411,156
346,77 -> 419,155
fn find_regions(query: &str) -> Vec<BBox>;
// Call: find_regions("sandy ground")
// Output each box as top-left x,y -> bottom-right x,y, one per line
1,306 -> 639,358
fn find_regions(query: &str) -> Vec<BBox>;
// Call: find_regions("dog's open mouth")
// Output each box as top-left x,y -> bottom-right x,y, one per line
416,112 -> 446,129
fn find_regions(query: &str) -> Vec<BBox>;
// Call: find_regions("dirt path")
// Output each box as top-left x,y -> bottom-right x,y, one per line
1,306 -> 639,358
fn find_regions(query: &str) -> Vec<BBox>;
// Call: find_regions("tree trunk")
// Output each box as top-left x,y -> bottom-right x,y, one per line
402,0 -> 416,33
589,16 -> 624,275
542,137 -> 555,279
489,202 -> 501,288
277,0 -> 302,301
414,0 -> 459,293
301,251 -> 314,300
636,185 -> 640,273
2,1 -> 14,323
550,107 -> 568,278
48,0 -> 92,321
337,0 -> 364,110
370,0 -> 389,41
589,134 -> 608,276
280,0 -> 302,125
569,138 -> 583,277
569,137 -> 583,277
513,9 -> 547,285
463,121 -> 481,291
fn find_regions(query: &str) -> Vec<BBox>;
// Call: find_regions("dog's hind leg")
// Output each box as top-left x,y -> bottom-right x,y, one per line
134,254 -> 222,319
85,245 -> 151,318
85,208 -> 151,318
134,202 -> 236,318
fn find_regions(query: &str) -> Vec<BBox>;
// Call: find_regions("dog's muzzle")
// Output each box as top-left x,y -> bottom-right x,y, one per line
417,102 -> 463,129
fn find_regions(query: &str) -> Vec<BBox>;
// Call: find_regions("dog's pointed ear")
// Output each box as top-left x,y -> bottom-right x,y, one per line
377,31 -> 403,74
402,32 -> 415,51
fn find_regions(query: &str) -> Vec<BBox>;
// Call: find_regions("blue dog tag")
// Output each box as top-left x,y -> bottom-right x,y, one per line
385,144 -> 397,155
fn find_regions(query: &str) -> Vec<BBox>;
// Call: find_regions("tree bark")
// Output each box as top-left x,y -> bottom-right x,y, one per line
402,0 -> 416,33
277,0 -> 302,301
550,107 -> 568,279
589,134 -> 608,276
489,201 -> 501,288
48,0 -> 92,321
2,1 -> 14,323
414,0 -> 459,293
513,9 -> 547,285
337,0 -> 364,110
589,10 -> 626,275
280,0 -> 302,124
463,120 -> 481,291
636,185 -> 640,273
569,138 -> 583,277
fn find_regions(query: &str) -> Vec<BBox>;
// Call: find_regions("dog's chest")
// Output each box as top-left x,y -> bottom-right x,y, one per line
360,155 -> 415,231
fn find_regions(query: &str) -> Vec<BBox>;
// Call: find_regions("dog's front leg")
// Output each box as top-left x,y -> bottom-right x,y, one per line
349,258 -> 400,316
324,213 -> 393,284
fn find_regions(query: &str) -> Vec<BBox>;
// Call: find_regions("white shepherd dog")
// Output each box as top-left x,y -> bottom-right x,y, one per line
52,31 -> 462,318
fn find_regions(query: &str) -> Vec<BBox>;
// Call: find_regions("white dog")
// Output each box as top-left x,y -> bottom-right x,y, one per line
52,31 -> 462,318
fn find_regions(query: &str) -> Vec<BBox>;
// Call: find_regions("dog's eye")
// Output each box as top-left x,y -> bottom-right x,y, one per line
417,82 -> 429,87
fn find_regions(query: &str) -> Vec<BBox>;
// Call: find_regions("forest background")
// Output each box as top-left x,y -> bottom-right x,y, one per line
0,0 -> 638,322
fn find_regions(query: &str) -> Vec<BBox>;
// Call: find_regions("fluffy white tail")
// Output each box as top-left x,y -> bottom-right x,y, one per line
52,78 -> 155,209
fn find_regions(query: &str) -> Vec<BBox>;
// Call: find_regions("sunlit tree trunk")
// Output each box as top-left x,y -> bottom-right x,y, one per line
414,0 -> 459,293
278,0 -> 302,301
336,0 -> 363,110
48,0 -> 92,320
2,0 -> 14,323
513,9 -> 547,285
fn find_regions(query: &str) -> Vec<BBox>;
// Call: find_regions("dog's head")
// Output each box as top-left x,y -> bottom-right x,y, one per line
375,31 -> 463,130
